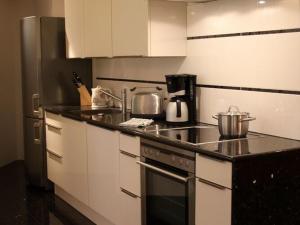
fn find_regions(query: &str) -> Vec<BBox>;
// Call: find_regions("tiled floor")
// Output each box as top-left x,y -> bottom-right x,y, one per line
0,161 -> 95,225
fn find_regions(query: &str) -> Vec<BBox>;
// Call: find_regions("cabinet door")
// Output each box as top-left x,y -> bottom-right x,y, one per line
65,0 -> 84,58
149,0 -> 186,57
61,118 -> 89,205
87,124 -> 120,224
196,179 -> 231,225
118,189 -> 141,225
84,0 -> 112,57
112,0 -> 149,56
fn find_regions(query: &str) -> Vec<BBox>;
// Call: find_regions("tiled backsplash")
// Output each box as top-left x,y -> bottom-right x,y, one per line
93,0 -> 300,140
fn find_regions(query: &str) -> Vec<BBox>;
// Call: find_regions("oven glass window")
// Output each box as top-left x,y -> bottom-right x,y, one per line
145,160 -> 189,225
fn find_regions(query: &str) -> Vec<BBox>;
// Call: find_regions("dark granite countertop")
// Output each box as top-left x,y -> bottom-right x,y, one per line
45,106 -> 300,162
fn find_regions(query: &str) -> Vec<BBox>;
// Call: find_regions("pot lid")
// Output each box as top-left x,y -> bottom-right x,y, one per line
218,106 -> 249,116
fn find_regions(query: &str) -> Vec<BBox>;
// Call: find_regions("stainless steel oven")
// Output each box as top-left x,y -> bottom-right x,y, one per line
139,138 -> 195,225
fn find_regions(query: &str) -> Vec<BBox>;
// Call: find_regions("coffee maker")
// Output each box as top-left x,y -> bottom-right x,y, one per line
165,74 -> 197,125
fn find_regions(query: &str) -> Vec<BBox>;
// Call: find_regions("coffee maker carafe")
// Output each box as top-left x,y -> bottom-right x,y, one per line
165,74 -> 197,125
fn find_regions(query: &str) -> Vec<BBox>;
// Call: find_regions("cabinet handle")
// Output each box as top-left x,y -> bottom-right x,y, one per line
121,188 -> 138,199
47,149 -> 63,159
46,123 -> 62,131
33,121 -> 42,144
32,94 -> 40,116
198,178 -> 227,190
120,150 -> 137,158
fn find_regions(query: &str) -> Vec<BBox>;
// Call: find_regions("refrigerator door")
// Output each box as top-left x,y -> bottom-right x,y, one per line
21,17 -> 42,119
40,17 -> 92,107
24,117 -> 46,187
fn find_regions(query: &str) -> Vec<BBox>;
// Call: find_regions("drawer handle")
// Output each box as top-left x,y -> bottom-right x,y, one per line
120,150 -> 137,158
46,123 -> 62,131
121,188 -> 139,199
47,149 -> 63,159
198,178 -> 227,190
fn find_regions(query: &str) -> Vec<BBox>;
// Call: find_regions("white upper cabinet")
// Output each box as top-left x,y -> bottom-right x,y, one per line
147,0 -> 187,57
84,0 -> 112,57
65,0 -> 84,58
112,0 -> 187,57
112,0 -> 149,56
65,0 -> 186,58
65,0 -> 112,58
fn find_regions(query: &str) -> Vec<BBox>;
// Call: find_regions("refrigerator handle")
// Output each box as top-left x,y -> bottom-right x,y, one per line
33,121 -> 42,145
32,94 -> 40,116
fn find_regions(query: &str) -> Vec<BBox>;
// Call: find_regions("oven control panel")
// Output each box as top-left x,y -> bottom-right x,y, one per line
141,144 -> 195,173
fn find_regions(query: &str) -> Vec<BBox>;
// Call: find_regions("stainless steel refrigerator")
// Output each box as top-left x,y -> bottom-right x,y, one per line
21,17 -> 92,188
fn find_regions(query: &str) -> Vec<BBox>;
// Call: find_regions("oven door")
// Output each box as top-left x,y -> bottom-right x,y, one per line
139,157 -> 195,225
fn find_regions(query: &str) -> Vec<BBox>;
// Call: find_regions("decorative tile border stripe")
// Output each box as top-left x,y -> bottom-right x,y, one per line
96,77 -> 300,95
187,28 -> 300,40
96,77 -> 165,85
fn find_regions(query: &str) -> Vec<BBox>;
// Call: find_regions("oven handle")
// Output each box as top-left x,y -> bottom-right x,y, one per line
136,161 -> 192,183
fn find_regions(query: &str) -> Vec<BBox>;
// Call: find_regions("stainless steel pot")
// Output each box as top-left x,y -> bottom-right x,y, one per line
212,106 -> 256,138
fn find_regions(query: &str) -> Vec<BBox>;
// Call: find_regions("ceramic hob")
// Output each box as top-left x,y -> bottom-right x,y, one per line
146,126 -> 263,145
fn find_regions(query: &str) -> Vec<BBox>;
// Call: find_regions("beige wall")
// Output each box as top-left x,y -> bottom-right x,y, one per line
0,0 -> 64,167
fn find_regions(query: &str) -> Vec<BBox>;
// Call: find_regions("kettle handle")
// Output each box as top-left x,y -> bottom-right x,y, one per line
176,99 -> 182,118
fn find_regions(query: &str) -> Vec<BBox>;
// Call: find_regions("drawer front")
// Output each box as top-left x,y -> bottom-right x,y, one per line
45,113 -> 63,157
119,189 -> 141,225
120,133 -> 140,156
196,178 -> 231,225
196,154 -> 232,189
47,151 -> 64,188
119,150 -> 141,197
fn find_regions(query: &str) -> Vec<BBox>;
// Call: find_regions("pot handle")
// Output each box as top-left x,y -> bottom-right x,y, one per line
240,117 -> 256,122
212,115 -> 219,120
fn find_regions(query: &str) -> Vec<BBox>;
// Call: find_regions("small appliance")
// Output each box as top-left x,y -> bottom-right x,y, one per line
131,86 -> 164,119
165,74 -> 197,125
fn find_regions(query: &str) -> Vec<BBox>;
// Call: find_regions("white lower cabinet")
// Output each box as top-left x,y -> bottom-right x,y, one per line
87,124 -> 120,225
119,189 -> 141,225
60,117 -> 89,205
196,179 -> 232,225
46,113 -> 89,205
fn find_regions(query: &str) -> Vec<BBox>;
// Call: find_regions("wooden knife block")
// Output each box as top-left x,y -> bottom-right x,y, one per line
77,85 -> 92,106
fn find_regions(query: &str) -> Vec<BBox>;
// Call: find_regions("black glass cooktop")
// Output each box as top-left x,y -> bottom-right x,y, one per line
147,126 -> 261,145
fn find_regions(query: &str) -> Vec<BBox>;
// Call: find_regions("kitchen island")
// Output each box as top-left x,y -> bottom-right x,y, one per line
45,106 -> 300,225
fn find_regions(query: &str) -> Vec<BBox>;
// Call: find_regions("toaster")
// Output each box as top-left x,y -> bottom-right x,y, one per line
131,91 -> 164,119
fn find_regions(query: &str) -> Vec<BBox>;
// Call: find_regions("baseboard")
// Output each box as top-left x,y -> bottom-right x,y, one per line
55,185 -> 114,225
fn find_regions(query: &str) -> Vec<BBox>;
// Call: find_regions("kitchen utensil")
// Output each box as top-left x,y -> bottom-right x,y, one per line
72,72 -> 91,106
91,86 -> 113,108
212,106 -> 256,138
166,97 -> 189,123
131,87 -> 164,119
